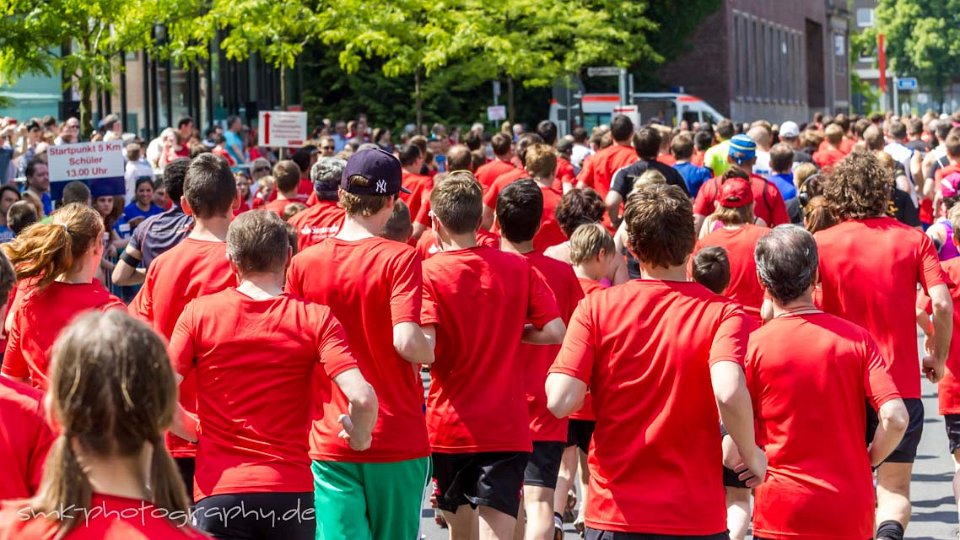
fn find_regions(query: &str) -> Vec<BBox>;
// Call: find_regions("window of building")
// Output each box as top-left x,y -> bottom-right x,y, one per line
856,8 -> 874,28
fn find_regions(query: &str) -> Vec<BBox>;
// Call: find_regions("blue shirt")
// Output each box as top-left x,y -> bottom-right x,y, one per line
770,173 -> 798,201
673,162 -> 712,198
0,225 -> 13,243
224,130 -> 245,164
123,202 -> 164,224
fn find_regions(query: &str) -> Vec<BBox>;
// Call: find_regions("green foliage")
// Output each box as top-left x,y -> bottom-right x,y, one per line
870,0 -> 960,101
0,0 -> 158,134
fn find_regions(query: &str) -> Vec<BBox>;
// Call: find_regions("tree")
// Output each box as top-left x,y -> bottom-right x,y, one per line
315,0 -> 661,126
869,0 -> 960,107
0,0 -> 158,136
161,0 -> 320,109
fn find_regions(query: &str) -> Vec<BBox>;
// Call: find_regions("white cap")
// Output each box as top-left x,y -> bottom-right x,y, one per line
780,121 -> 800,139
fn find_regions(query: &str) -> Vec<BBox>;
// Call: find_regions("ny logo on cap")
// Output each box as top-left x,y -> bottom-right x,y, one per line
376,180 -> 388,193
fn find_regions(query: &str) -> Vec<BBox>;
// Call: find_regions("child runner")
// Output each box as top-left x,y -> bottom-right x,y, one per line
263,160 -> 304,217
169,210 -> 378,540
0,311 -> 203,538
286,147 -> 434,540
691,246 -> 731,295
422,171 -> 565,540
130,152 -> 240,500
2,203 -> 125,390
496,179 -> 583,540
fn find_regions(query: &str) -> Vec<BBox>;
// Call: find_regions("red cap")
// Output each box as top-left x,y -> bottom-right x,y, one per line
718,177 -> 753,208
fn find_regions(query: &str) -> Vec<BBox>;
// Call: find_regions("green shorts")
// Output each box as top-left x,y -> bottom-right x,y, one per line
312,457 -> 431,540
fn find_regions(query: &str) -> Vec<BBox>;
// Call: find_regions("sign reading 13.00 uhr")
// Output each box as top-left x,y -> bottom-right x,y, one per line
47,141 -> 126,199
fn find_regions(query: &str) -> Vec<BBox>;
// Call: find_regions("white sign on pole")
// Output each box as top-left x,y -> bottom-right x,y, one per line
587,66 -> 621,77
487,105 -> 507,122
612,105 -> 641,129
258,111 -> 308,148
47,141 -> 126,199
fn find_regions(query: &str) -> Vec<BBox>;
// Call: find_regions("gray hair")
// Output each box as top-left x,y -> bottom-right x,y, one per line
754,225 -> 818,304
310,157 -> 346,201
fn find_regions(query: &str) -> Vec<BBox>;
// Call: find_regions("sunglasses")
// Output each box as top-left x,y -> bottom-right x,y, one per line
254,167 -> 270,173
321,146 -> 335,151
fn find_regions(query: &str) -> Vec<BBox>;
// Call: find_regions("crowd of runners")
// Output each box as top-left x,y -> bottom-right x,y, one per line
0,108 -> 957,540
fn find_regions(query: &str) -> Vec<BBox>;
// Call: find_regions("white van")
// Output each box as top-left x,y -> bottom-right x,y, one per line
551,92 -> 725,132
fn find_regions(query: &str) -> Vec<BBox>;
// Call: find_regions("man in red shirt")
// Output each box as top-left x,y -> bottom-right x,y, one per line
475,132 -> 516,192
288,157 -> 346,251
496,178 -> 583,540
535,120 -> 575,190
286,147 -> 434,540
693,134 -> 789,235
748,225 -> 908,540
170,210 -> 377,540
812,123 -> 847,170
422,171 -> 565,540
482,134 -> 545,229
263,160 -> 303,217
398,143 -> 432,224
130,152 -> 240,500
546,183 -> 765,538
576,115 -> 638,201
815,152 -> 953,540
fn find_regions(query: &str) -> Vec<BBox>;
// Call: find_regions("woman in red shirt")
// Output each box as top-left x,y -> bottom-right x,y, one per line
0,310 -> 203,539
1,204 -> 124,390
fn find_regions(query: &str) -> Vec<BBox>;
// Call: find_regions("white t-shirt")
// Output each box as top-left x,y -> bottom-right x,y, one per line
125,160 -> 155,203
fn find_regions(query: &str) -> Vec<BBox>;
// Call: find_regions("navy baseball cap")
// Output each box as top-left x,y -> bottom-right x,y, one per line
341,148 -> 410,195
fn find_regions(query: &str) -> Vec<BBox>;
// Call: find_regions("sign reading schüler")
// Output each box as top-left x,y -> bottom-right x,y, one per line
47,141 -> 126,200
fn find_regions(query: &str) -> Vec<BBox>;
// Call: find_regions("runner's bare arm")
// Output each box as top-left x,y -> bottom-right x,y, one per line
481,204 -> 496,231
112,244 -> 147,286
926,283 -> 953,382
521,317 -> 565,345
333,367 -> 378,452
393,321 -> 434,365
605,191 -> 623,227
711,360 -> 766,487
868,398 -> 909,467
545,373 -> 587,419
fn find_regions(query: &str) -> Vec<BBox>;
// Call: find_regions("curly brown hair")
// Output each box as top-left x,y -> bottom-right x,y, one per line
824,152 -> 890,220
623,184 -> 695,269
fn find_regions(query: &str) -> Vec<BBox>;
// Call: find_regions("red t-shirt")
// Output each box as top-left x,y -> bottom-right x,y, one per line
415,228 -> 499,261
130,238 -> 237,458
693,174 -> 790,227
475,159 -> 516,192
169,289 -> 357,500
746,312 -> 900,540
576,144 -> 638,200
0,494 -> 206,539
0,378 -> 53,501
482,168 -> 529,212
533,185 -> 567,253
553,156 -> 576,191
401,170 -> 433,224
657,152 -> 676,166
422,247 -> 560,452
266,180 -> 312,203
695,224 -> 770,320
286,236 -> 430,462
288,200 -> 345,251
3,281 -> 124,391
816,217 -> 944,398
548,280 -> 751,534
812,147 -> 846,170
569,277 -> 606,422
521,252 -> 583,442
262,198 -> 298,217
918,257 -> 960,414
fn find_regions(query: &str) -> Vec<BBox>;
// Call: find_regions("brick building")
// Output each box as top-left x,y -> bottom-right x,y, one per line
658,0 -> 851,123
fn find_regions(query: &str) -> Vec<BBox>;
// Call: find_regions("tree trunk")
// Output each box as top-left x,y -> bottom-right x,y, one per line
79,70 -> 94,140
507,77 -> 515,126
415,69 -> 423,135
280,64 -> 288,110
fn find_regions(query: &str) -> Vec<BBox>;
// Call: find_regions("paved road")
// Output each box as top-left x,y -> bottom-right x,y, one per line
420,335 -> 959,539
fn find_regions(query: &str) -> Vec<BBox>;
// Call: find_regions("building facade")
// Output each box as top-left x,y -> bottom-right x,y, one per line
658,0 -> 851,123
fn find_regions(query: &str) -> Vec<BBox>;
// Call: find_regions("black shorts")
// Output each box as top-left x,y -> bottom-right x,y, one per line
524,441 -> 565,490
945,414 -> 960,454
192,492 -> 315,540
722,465 -> 749,489
432,451 -> 529,517
174,457 -> 195,504
866,398 -> 924,463
567,419 -> 596,453
585,528 -> 729,540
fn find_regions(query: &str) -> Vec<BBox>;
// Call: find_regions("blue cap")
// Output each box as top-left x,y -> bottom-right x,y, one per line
341,148 -> 410,196
728,134 -> 757,164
